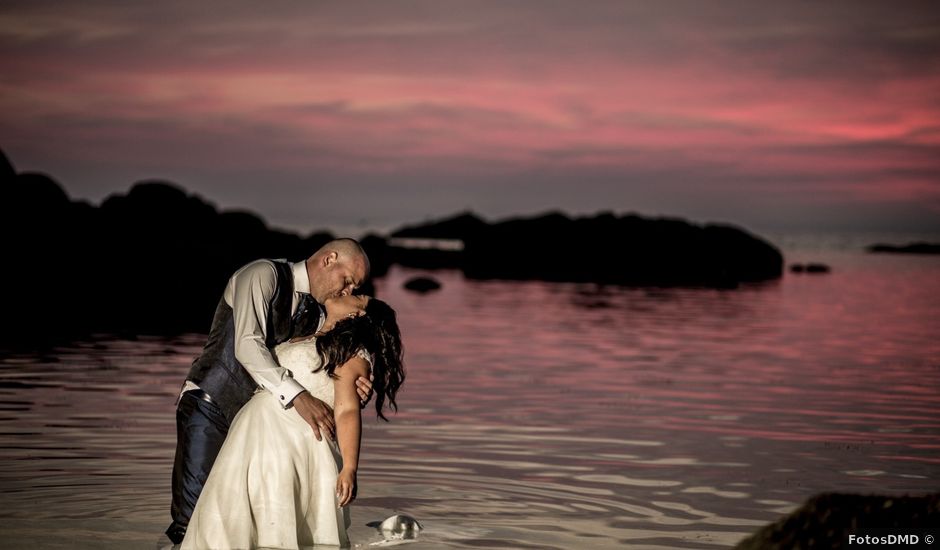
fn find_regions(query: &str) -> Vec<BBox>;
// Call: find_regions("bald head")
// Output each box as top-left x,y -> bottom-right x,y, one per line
306,238 -> 370,303
320,238 -> 370,276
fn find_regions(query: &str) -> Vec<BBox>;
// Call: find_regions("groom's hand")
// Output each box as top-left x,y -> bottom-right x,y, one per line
355,374 -> 374,408
292,391 -> 335,441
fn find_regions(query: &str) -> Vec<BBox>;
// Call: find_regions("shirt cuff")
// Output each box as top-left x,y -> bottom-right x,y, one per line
270,377 -> 307,408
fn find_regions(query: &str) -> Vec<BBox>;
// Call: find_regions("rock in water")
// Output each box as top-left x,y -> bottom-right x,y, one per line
368,514 -> 423,541
805,263 -> 830,274
404,276 -> 442,293
789,263 -> 831,274
868,242 -> 940,255
390,210 -> 784,286
735,492 -> 940,549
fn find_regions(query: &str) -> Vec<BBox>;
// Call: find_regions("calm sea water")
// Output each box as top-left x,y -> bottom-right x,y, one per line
1,237 -> 938,549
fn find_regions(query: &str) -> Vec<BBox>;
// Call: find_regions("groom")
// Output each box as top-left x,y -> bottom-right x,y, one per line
166,238 -> 373,544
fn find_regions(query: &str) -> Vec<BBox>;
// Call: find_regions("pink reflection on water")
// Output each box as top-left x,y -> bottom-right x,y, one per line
0,253 -> 937,548
377,257 -> 939,490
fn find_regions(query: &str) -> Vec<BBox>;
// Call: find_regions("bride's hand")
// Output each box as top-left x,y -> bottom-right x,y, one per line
336,468 -> 357,507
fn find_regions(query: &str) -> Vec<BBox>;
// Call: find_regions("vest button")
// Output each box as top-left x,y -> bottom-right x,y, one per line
280,395 -> 285,400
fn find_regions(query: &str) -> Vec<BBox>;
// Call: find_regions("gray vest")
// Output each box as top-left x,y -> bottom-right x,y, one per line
185,260 -> 303,423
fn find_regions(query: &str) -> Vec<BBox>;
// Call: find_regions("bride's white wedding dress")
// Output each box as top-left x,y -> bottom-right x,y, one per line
182,338 -> 367,550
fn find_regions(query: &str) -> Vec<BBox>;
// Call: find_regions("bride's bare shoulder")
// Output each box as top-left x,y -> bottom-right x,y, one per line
334,353 -> 371,379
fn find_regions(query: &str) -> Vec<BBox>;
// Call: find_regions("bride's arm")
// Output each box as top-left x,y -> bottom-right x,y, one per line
333,356 -> 370,507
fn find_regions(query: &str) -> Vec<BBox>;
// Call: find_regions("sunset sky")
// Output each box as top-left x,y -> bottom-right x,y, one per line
2,1 -> 939,235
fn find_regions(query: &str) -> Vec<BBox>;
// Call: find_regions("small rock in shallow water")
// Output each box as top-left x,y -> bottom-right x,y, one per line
403,276 -> 442,293
367,514 -> 423,542
789,263 -> 831,274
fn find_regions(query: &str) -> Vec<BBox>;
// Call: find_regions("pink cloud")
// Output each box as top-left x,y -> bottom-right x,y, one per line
2,1 -> 939,230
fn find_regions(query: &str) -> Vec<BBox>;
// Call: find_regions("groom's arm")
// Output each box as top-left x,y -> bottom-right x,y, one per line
229,260 -> 307,408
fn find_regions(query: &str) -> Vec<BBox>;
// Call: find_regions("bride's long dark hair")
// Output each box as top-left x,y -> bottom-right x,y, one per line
314,298 -> 404,420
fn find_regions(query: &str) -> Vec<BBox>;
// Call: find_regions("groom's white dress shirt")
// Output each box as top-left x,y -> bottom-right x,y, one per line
182,260 -> 324,408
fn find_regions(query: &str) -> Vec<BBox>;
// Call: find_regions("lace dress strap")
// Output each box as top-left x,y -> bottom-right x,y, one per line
355,348 -> 374,369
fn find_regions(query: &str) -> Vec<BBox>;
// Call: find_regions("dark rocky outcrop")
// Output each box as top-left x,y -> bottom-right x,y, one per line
735,492 -> 940,549
0,151 -> 339,345
359,233 -> 393,279
868,242 -> 940,255
392,211 -> 784,288
1,149 -> 787,344
387,211 -> 476,269
391,211 -> 485,241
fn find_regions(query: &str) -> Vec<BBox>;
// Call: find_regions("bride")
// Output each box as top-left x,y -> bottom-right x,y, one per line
181,295 -> 405,549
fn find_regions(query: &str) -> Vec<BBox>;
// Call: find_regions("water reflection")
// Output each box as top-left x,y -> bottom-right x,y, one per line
1,257 -> 938,548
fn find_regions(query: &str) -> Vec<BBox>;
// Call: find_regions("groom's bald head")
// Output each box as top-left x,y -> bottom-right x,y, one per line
306,239 -> 370,303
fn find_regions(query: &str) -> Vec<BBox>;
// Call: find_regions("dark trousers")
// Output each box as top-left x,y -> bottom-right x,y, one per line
166,391 -> 230,543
